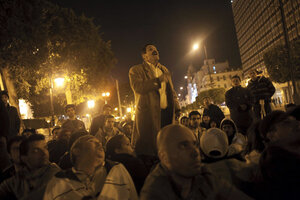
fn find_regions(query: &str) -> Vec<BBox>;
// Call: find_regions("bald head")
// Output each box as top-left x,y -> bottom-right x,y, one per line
157,124 -> 195,153
156,124 -> 201,177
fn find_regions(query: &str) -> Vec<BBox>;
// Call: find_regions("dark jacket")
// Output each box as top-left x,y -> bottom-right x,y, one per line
140,163 -> 252,200
7,105 -> 20,139
89,115 -> 106,136
0,100 -> 10,137
61,119 -> 86,132
109,153 -> 149,193
225,86 -> 253,134
247,76 -> 275,104
203,104 -> 225,127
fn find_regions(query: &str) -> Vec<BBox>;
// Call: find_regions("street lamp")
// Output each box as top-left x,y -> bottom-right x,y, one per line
192,42 -> 213,88
102,92 -> 110,104
87,100 -> 95,109
184,75 -> 188,79
178,94 -> 181,97
49,75 -> 64,127
180,87 -> 183,90
127,107 -> 132,113
54,77 -> 65,87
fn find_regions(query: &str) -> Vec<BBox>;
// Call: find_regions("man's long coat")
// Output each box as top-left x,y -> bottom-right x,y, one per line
129,62 -> 180,156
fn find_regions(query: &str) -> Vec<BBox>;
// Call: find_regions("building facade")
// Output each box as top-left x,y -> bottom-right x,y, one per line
231,0 -> 300,103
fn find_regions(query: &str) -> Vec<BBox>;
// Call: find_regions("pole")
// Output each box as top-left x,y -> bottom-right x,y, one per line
116,79 -> 123,117
49,75 -> 55,126
278,0 -> 298,103
203,45 -> 213,88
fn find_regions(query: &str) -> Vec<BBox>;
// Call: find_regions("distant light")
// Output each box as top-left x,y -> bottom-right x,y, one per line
54,77 -> 65,87
178,94 -> 181,97
102,92 -> 106,97
193,43 -> 199,51
184,76 -> 188,79
106,92 -> 110,97
127,107 -> 132,113
114,107 -> 118,111
87,100 -> 95,109
180,87 -> 183,90
86,114 -> 90,117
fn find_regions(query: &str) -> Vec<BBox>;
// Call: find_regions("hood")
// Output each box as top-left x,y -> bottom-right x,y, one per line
200,128 -> 228,159
220,118 -> 238,136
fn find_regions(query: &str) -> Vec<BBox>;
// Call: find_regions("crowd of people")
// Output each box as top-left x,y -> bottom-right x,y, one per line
0,44 -> 299,199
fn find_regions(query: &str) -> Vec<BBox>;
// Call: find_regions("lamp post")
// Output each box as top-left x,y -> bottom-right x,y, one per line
49,76 -> 65,126
192,42 -> 213,88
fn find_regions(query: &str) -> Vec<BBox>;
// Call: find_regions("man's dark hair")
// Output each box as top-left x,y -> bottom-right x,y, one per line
65,104 -> 75,112
105,114 -> 115,121
189,111 -> 201,119
180,116 -> 188,123
7,136 -> 26,154
103,104 -> 112,111
0,90 -> 9,98
106,135 -> 125,159
68,130 -> 89,150
19,134 -> 45,156
141,43 -> 155,55
231,75 -> 241,81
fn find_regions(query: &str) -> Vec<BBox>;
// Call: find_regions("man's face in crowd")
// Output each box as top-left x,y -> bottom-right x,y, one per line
203,97 -> 211,107
203,115 -> 210,124
210,121 -> 217,128
142,45 -> 160,65
103,107 -> 112,115
1,94 -> 8,106
10,141 -> 22,165
22,140 -> 49,170
116,136 -> 134,155
66,107 -> 76,119
161,127 -> 202,178
231,77 -> 241,87
180,118 -> 189,127
222,124 -> 234,137
105,117 -> 115,130
189,114 -> 201,129
249,70 -> 257,80
79,137 -> 105,169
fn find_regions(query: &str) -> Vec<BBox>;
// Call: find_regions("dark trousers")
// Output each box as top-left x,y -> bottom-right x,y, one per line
253,102 -> 272,119
161,108 -> 172,128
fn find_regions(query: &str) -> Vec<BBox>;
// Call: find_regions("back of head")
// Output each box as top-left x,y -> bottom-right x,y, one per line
7,135 -> 26,154
69,130 -> 89,150
70,135 -> 97,165
200,128 -> 228,160
19,134 -> 45,156
106,135 -> 125,159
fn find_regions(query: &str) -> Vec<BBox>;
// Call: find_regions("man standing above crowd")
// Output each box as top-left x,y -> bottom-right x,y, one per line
1,91 -> 20,139
129,44 -> 180,158
247,69 -> 275,119
90,104 -> 112,135
225,75 -> 252,135
140,124 -> 251,199
61,104 -> 85,132
203,96 -> 225,127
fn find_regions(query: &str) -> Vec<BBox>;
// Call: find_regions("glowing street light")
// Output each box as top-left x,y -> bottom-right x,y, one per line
87,100 -> 95,109
102,92 -> 110,104
193,43 -> 199,51
106,92 -> 110,97
180,87 -> 183,90
54,77 -> 65,87
127,107 -> 132,113
178,94 -> 181,97
184,76 -> 188,79
114,107 -> 118,111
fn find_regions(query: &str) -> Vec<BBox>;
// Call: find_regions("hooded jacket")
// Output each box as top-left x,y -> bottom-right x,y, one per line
220,119 -> 247,157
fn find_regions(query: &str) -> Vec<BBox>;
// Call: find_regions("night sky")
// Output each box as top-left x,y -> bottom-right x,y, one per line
50,0 -> 241,93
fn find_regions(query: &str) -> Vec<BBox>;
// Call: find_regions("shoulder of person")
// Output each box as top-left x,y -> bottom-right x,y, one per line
129,63 -> 145,73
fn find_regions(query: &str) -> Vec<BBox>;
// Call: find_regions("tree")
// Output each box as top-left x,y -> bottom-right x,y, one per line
263,40 -> 300,83
196,88 -> 226,105
0,0 -> 116,117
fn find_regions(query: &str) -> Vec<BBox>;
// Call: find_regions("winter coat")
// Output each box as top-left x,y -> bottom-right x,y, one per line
247,76 -> 275,104
90,114 -> 106,136
0,163 -> 60,200
203,104 -> 225,127
7,105 -> 20,139
129,62 -> 180,156
225,86 -> 253,134
140,163 -> 252,200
